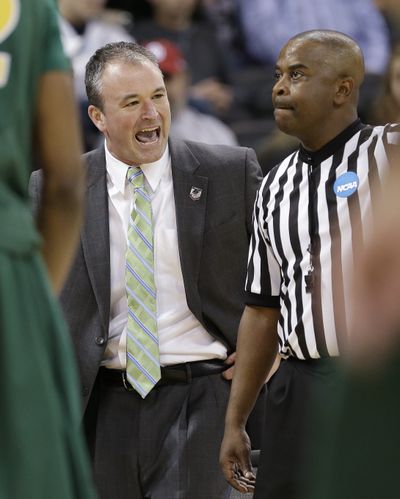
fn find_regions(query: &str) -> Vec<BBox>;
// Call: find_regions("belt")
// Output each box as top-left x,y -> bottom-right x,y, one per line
99,359 -> 227,391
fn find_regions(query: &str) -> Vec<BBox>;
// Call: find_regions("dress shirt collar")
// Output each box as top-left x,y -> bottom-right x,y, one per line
105,141 -> 170,194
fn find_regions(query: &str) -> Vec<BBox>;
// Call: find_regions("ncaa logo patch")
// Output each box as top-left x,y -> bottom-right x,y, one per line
333,172 -> 359,198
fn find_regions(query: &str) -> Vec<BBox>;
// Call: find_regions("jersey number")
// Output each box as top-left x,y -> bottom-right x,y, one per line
0,0 -> 20,87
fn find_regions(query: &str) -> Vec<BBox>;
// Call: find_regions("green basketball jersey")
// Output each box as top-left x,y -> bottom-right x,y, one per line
0,0 -> 70,252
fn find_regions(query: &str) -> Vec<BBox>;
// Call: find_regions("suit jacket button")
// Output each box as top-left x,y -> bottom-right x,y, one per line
82,386 -> 89,396
95,336 -> 105,345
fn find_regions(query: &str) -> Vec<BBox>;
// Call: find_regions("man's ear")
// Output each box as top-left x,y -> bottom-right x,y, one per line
334,77 -> 354,105
88,105 -> 106,132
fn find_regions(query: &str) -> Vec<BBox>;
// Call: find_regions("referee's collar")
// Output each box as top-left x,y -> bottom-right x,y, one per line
298,119 -> 365,164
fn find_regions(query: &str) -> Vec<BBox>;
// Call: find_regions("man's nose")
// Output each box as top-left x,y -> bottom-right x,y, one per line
273,76 -> 288,96
142,100 -> 158,119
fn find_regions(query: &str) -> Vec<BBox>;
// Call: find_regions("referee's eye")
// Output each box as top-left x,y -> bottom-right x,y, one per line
290,70 -> 302,80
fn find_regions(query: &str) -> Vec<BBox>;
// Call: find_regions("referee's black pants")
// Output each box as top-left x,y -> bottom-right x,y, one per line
254,357 -> 340,499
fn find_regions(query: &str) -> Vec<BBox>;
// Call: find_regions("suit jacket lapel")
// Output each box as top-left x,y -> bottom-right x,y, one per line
169,139 -> 207,318
81,148 -> 111,333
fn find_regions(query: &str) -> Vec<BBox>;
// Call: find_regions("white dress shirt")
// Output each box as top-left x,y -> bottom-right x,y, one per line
102,142 -> 227,369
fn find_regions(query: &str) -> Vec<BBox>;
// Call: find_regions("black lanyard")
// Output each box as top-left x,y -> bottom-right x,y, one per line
305,161 -> 320,293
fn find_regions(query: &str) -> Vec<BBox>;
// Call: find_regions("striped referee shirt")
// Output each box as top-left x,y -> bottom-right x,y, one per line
245,120 -> 400,360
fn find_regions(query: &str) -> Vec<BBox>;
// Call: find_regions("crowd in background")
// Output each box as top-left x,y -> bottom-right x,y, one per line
60,0 -> 400,173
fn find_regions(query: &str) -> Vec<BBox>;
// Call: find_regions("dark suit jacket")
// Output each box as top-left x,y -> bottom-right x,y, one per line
30,138 -> 262,408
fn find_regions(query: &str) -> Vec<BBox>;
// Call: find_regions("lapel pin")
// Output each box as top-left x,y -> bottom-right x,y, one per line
189,186 -> 203,201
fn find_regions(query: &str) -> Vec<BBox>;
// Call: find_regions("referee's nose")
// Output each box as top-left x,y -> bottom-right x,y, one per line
272,73 -> 289,99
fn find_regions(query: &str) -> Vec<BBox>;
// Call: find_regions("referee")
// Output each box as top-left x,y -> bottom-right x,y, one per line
220,29 -> 400,499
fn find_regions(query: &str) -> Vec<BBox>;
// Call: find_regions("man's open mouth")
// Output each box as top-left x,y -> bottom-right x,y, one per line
135,126 -> 161,143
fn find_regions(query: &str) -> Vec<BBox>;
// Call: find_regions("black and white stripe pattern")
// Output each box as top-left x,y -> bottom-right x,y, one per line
246,122 -> 400,359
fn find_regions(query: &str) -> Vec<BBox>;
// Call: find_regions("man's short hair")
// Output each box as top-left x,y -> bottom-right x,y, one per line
85,41 -> 160,110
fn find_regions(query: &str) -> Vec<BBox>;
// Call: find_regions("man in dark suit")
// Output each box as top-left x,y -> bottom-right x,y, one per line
30,41 -> 262,499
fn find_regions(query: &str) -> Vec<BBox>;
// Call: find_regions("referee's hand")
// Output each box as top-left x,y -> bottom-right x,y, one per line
219,425 -> 256,493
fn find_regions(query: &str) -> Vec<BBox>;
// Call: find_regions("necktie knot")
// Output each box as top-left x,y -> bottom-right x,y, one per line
127,166 -> 144,189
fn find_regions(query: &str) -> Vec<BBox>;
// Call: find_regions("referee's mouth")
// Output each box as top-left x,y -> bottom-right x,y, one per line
273,100 -> 294,111
274,105 -> 294,120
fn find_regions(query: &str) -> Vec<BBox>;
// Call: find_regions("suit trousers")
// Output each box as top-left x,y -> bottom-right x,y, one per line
84,368 -> 233,499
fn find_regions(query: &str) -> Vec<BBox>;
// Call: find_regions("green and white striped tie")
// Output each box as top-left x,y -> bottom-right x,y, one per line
125,166 -> 161,397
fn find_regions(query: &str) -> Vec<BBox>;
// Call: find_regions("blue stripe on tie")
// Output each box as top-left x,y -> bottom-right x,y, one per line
126,330 -> 159,364
126,284 -> 157,320
128,170 -> 143,182
129,221 -> 153,251
134,206 -> 151,226
127,308 -> 158,344
127,352 -> 158,384
126,262 -> 156,298
136,188 -> 151,203
125,372 -> 148,398
127,242 -> 154,274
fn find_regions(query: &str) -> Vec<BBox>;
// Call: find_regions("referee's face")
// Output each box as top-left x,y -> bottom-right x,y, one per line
272,39 -> 340,150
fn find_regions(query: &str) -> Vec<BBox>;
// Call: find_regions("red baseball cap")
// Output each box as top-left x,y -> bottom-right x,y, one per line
144,38 -> 187,75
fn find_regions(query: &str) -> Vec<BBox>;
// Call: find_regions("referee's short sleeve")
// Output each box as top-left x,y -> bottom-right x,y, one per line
245,292 -> 280,308
245,178 -> 282,302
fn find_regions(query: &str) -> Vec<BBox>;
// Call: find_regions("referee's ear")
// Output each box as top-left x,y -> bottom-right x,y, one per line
334,77 -> 355,106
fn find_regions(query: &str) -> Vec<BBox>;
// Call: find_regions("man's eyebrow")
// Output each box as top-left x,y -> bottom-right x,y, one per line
275,63 -> 309,71
121,87 -> 166,101
121,93 -> 139,101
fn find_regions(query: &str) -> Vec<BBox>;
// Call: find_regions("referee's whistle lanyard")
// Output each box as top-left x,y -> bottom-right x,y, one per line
305,162 -> 319,293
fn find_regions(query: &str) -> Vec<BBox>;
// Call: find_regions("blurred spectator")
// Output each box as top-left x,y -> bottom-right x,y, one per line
201,0 -> 247,67
58,0 -> 134,149
144,38 -> 238,146
238,0 -> 391,76
235,0 -> 392,142
368,44 -> 400,124
105,0 -> 152,21
374,0 -> 400,47
255,128 -> 299,176
133,0 -> 234,116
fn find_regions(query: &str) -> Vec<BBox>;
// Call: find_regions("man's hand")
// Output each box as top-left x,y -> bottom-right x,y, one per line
222,352 -> 281,382
219,426 -> 256,493
222,352 -> 236,380
189,78 -> 233,113
219,306 -> 279,493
